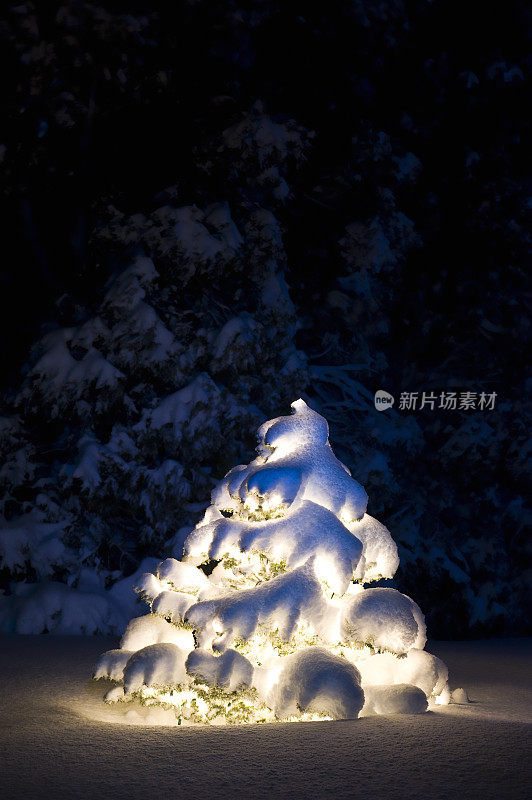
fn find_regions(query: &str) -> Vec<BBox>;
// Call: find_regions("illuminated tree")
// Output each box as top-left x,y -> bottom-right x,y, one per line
95,399 -> 450,723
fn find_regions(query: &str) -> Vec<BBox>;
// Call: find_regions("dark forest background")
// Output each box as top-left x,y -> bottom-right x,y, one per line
0,0 -> 530,637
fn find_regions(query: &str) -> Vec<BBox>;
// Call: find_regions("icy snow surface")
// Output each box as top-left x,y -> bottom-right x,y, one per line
0,636 -> 530,800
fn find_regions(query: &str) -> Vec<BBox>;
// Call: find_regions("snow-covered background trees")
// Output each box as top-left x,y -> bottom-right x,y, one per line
0,1 -> 530,638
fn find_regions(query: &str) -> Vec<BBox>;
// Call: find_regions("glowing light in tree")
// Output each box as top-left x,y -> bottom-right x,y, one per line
94,400 -> 451,723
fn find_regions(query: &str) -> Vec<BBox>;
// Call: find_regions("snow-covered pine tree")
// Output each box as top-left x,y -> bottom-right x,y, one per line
94,400 -> 449,724
0,107 -> 311,634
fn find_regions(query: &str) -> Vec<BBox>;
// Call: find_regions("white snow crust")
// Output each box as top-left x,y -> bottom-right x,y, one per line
151,591 -> 196,625
347,513 -> 399,581
157,557 -> 212,593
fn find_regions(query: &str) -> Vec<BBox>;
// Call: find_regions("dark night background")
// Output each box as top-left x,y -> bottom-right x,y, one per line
0,0 -> 530,637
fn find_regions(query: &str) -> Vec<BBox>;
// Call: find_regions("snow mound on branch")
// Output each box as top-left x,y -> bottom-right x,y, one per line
220,104 -> 310,201
185,563 -> 331,651
399,648 -> 448,697
212,314 -> 260,367
210,399 -> 368,522
103,254 -> 159,311
185,500 -> 363,595
348,514 -> 399,581
0,511 -> 68,575
151,591 -> 197,624
342,588 -> 426,654
271,647 -> 364,720
109,301 -> 176,370
108,557 -> 161,614
171,203 -> 242,262
93,649 -> 133,682
134,563 -> 219,620
123,643 -> 189,694
352,648 -> 448,698
0,581 -> 124,635
137,373 -> 222,438
0,557 -> 159,637
135,571 -> 164,600
186,648 -> 254,691
104,685 -> 127,704
361,683 -> 428,715
120,614 -> 194,652
18,328 -> 124,415
157,558 -> 211,593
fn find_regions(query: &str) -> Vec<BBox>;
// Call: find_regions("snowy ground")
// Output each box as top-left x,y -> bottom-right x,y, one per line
0,636 -> 530,800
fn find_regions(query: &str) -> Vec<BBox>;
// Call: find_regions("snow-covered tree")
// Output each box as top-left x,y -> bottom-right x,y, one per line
94,400 -> 450,723
0,107 -> 310,634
